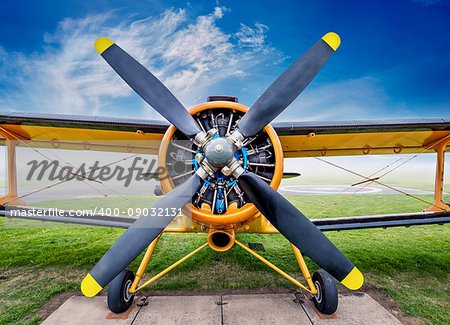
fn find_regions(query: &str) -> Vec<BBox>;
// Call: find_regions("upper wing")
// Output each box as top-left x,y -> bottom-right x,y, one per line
273,118 -> 450,157
0,112 -> 169,154
2,112 -> 449,156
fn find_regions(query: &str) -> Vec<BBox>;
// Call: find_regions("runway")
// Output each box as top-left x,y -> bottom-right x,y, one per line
279,185 -> 434,195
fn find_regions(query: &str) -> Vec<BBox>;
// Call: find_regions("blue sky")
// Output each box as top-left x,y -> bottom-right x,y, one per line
1,0 -> 450,121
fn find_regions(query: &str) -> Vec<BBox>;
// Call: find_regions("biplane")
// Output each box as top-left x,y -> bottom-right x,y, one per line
1,32 -> 449,315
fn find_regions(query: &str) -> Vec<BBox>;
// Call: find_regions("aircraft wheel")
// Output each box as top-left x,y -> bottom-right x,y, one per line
312,269 -> 338,315
107,269 -> 135,313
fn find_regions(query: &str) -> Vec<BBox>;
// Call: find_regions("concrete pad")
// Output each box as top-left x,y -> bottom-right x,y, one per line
42,296 -> 139,325
133,295 -> 221,325
222,293 -> 311,325
301,293 -> 402,325
41,293 -> 403,325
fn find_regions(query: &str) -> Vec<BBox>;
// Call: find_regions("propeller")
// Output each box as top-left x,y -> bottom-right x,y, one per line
236,32 -> 341,138
237,171 -> 363,289
81,172 -> 204,297
94,37 -> 203,138
82,32 -> 363,297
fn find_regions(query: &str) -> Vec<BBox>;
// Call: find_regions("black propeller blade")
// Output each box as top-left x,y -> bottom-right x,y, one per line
94,37 -> 202,138
237,32 -> 341,138
237,171 -> 363,289
81,173 -> 204,297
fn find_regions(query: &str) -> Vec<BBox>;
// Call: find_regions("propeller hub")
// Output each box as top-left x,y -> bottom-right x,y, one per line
204,137 -> 234,168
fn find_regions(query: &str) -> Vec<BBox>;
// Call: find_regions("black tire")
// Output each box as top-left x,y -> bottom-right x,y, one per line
107,269 -> 135,313
312,269 -> 338,315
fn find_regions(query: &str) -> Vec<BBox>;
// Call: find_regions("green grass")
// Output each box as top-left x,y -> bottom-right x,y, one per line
0,194 -> 449,324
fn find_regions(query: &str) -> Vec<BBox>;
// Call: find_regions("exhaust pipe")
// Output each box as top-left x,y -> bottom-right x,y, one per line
208,229 -> 235,252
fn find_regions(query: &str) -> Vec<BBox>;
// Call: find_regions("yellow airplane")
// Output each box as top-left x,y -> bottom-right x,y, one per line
0,32 -> 449,315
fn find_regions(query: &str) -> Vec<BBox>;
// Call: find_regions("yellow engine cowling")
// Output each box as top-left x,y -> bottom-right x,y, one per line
158,101 -> 284,229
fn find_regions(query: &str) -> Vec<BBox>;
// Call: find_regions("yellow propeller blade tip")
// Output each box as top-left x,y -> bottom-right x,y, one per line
94,37 -> 114,54
322,32 -> 341,51
341,267 -> 364,290
81,273 -> 103,297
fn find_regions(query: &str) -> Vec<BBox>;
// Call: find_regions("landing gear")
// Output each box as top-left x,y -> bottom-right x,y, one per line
107,238 -> 341,315
107,269 -> 135,313
312,269 -> 338,315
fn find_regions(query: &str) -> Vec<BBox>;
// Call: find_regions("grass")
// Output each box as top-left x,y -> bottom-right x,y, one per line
0,194 -> 449,324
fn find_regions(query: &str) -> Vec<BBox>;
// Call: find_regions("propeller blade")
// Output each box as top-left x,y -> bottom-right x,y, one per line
237,32 -> 341,137
94,37 -> 202,138
81,173 -> 203,297
238,171 -> 363,290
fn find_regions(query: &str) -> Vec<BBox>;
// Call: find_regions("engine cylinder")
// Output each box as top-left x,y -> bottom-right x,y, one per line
158,101 -> 284,228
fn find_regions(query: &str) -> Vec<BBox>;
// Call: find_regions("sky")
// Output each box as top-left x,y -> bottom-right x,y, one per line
0,0 -> 450,121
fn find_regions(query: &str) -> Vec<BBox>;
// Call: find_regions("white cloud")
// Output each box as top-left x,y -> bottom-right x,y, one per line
275,76 -> 409,121
0,7 -> 276,118
235,22 -> 269,52
0,8 -> 419,122
213,6 -> 226,18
